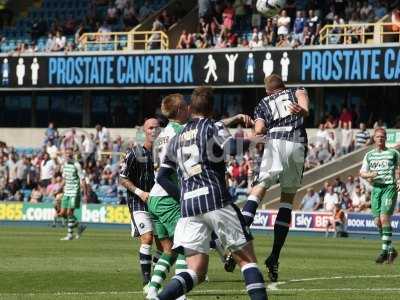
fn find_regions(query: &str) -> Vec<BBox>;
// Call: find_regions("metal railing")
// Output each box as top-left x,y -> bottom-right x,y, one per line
319,22 -> 400,45
78,30 -> 169,51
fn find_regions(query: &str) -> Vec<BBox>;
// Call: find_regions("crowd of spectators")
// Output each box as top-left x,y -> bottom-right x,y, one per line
303,103 -> 391,170
178,0 -> 399,49
300,175 -> 376,214
0,0 -> 172,53
0,122 -> 124,204
1,0 -> 399,53
0,114 -> 395,212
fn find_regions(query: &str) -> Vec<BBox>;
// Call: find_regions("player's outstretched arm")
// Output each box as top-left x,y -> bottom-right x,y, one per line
221,114 -> 254,128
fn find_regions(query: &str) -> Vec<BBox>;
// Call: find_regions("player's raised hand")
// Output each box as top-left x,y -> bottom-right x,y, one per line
288,103 -> 304,115
237,114 -> 254,128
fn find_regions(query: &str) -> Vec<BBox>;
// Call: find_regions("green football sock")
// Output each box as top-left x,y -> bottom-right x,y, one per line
382,225 -> 392,254
148,253 -> 175,291
175,254 -> 187,275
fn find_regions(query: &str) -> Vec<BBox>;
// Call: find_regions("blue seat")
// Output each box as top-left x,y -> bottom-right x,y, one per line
22,189 -> 32,202
42,196 -> 54,203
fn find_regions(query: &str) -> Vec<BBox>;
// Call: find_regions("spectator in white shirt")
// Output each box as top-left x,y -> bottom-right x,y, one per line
40,152 -> 55,188
341,122 -> 353,155
45,33 -> 55,52
52,31 -> 66,51
351,185 -> 369,212
324,185 -> 339,212
277,10 -> 291,36
300,188 -> 320,211
315,123 -> 330,148
95,124 -> 110,150
345,175 -> 356,196
46,141 -> 58,160
82,133 -> 96,161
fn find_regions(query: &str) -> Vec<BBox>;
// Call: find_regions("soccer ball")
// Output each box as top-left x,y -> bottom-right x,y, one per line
256,0 -> 286,17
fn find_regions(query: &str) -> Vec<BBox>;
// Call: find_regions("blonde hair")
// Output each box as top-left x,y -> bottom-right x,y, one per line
374,127 -> 386,137
161,93 -> 185,119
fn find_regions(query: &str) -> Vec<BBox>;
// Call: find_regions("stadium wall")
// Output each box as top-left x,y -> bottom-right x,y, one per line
1,44 -> 400,90
1,202 -> 399,235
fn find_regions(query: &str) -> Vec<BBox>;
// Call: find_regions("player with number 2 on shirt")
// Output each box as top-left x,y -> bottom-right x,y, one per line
152,87 -> 268,300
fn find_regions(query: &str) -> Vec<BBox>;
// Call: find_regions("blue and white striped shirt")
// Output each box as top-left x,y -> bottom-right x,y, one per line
119,145 -> 155,212
254,88 -> 308,144
163,118 -> 233,217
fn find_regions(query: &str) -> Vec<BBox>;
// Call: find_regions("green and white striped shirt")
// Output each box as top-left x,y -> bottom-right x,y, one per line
361,148 -> 400,185
62,160 -> 83,196
150,121 -> 183,197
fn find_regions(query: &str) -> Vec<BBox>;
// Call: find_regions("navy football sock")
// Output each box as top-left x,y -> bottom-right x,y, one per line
270,204 -> 292,262
157,270 -> 198,300
242,263 -> 268,300
242,195 -> 260,226
139,244 -> 152,285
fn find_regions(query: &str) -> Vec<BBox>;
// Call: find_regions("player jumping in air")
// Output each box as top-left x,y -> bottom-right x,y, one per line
59,147 -> 87,240
152,87 -> 267,300
119,118 -> 162,291
360,127 -> 400,264
240,74 -> 309,282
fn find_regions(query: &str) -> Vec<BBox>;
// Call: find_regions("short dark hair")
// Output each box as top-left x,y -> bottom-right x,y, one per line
190,86 -> 214,116
264,74 -> 285,94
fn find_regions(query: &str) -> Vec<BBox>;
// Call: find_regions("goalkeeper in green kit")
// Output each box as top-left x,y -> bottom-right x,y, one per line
360,128 -> 400,264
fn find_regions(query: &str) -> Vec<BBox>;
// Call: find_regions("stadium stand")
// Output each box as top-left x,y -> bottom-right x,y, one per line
1,0 -> 400,52
0,118 -> 377,211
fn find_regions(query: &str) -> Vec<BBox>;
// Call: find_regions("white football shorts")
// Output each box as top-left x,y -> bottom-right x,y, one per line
130,211 -> 153,237
257,139 -> 306,193
173,204 -> 252,254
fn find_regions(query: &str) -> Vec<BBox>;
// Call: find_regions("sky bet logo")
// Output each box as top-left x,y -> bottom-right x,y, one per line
295,213 -> 331,228
48,54 -> 194,86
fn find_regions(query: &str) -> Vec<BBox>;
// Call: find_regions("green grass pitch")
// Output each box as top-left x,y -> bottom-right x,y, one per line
0,225 -> 399,300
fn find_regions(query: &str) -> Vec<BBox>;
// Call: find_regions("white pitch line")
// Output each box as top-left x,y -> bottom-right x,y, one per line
266,274 -> 400,290
1,274 -> 400,297
2,288 -> 400,297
